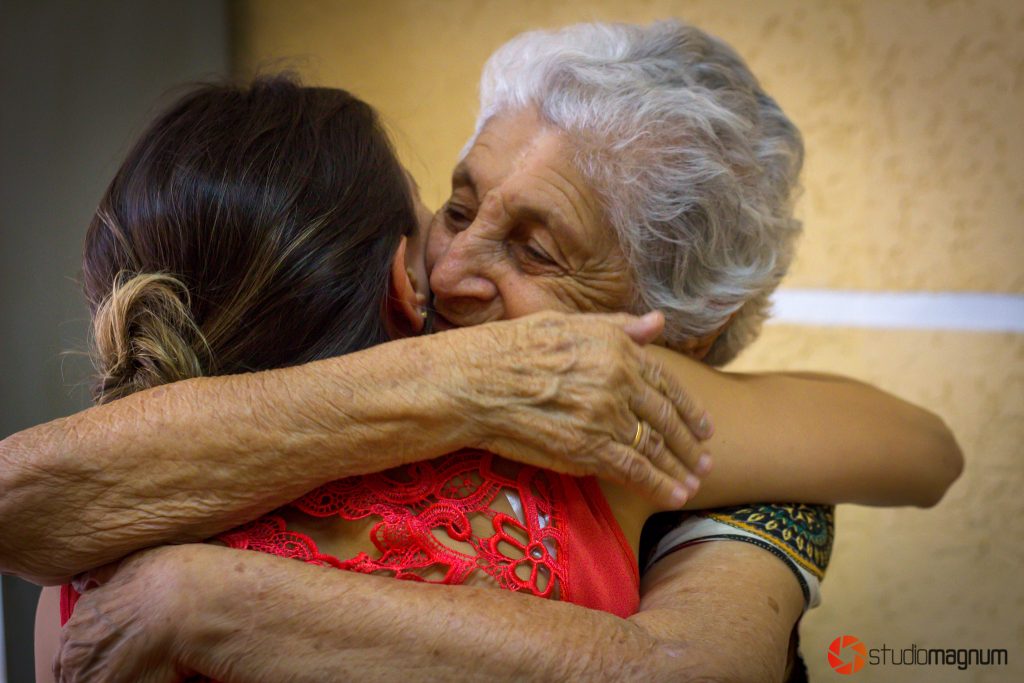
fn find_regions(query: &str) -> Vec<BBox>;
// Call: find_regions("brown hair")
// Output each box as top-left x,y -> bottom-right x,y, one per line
83,76 -> 416,403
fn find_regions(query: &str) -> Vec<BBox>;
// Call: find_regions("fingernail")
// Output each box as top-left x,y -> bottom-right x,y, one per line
684,474 -> 701,495
696,453 -> 713,475
699,412 -> 713,437
670,486 -> 689,507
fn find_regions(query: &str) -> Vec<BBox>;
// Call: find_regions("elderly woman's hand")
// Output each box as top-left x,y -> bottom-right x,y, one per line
436,310 -> 713,508
54,545 -> 205,683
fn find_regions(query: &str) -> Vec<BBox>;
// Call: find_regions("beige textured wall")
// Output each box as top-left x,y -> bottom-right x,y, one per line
234,1 -> 1023,680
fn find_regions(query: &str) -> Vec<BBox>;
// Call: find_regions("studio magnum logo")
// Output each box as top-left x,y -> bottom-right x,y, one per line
828,635 -> 867,674
826,634 -> 1008,674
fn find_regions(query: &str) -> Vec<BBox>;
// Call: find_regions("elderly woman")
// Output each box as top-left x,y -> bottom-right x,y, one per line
7,20 -> 960,683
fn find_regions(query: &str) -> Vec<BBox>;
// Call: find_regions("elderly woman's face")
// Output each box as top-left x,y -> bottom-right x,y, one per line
426,108 -> 633,329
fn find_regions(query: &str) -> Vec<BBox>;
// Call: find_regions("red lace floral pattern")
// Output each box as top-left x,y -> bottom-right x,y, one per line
60,450 -> 637,683
216,450 -> 569,598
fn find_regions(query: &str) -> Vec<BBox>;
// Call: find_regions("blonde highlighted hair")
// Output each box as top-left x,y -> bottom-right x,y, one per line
90,273 -> 209,404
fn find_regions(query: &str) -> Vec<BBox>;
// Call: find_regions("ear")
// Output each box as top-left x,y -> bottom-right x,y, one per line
385,236 -> 425,338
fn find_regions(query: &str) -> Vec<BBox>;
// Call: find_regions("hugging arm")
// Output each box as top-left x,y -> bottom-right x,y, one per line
54,541 -> 803,683
0,313 -> 708,585
1,334 -> 456,585
644,346 -> 963,509
3,313 -> 960,585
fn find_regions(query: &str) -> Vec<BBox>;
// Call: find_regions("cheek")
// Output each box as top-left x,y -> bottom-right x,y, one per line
512,269 -> 634,316
494,274 -> 578,319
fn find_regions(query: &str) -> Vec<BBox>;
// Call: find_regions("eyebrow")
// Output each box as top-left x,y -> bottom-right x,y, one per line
451,162 -> 475,197
451,161 -> 586,254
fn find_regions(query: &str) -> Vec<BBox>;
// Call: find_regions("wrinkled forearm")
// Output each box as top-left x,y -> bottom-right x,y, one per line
0,335 -> 468,584
174,542 -> 800,683
181,550 -> 715,683
646,347 -> 964,508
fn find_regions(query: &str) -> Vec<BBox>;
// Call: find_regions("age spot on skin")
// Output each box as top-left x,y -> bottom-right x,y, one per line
234,562 -> 245,574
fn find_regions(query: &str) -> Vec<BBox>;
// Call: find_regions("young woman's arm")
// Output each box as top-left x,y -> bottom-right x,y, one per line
0,312 -> 707,585
645,346 -> 963,508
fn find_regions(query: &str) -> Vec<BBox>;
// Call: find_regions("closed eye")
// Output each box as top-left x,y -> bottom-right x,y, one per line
444,204 -> 472,231
511,241 -> 562,271
523,243 -> 555,264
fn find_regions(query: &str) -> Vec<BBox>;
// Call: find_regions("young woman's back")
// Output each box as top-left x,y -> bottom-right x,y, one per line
217,451 -> 647,615
37,75 -> 652,680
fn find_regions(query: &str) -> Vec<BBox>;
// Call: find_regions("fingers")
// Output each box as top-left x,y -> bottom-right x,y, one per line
628,418 -> 688,487
56,636 -> 92,683
571,310 -> 663,345
605,441 -> 690,509
633,420 -> 702,503
56,610 -> 99,683
640,351 -> 714,441
630,378 -> 711,479
620,311 -> 664,344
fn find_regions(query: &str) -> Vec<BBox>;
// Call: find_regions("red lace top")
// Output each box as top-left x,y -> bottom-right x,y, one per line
60,450 -> 639,650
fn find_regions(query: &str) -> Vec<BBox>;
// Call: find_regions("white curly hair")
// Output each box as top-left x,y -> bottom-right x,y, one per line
466,20 -> 804,365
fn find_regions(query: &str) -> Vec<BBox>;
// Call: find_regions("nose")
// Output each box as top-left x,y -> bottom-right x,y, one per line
429,230 -> 499,304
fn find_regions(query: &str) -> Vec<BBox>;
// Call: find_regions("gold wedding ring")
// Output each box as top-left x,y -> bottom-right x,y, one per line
631,420 -> 645,449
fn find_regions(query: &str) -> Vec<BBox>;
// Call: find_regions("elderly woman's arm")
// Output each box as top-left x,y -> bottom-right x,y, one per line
54,542 -> 801,683
3,316 -> 960,585
0,313 -> 707,585
643,346 -> 964,508
1,339 -> 445,586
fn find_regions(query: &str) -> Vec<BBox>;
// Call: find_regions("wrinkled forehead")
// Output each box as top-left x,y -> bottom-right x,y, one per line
459,108 -> 550,186
455,108 -> 621,255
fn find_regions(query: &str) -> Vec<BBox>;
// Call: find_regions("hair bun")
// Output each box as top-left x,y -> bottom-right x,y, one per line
91,272 -> 208,403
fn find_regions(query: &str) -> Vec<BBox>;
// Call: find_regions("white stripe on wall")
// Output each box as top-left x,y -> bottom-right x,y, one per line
768,290 -> 1024,332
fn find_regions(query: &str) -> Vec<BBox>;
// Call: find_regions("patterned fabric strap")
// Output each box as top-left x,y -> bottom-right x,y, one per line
647,503 -> 834,609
